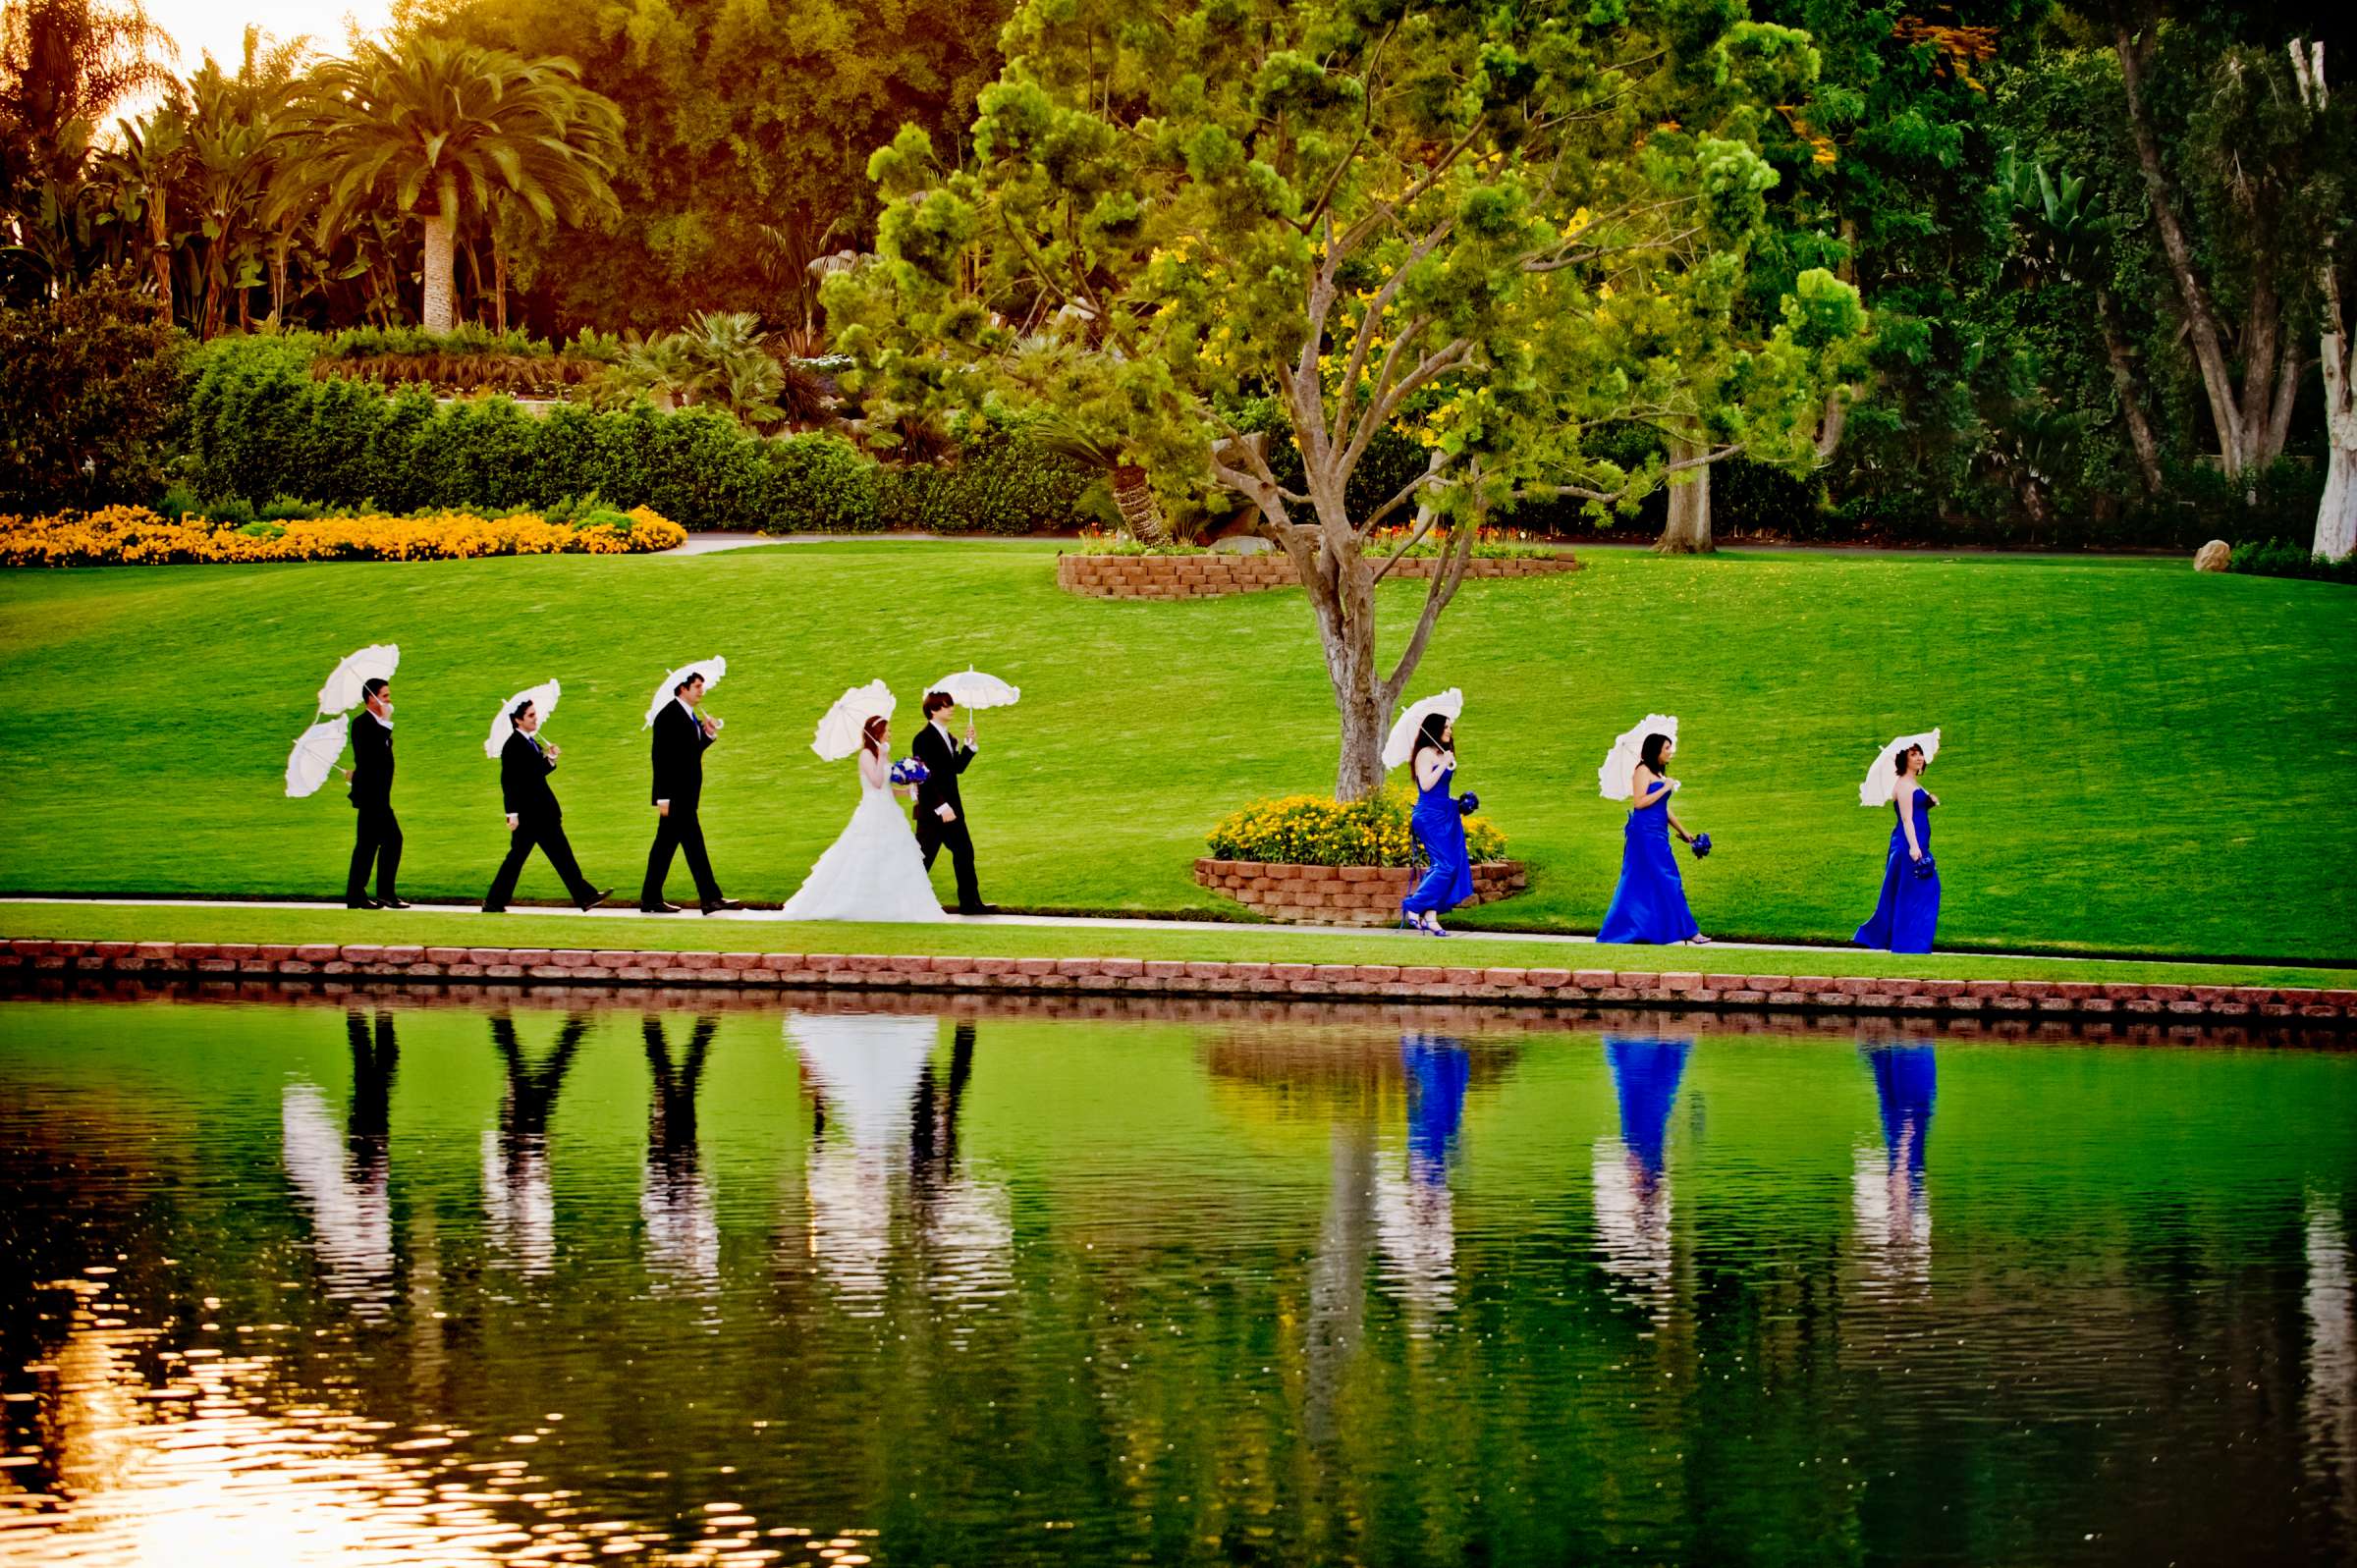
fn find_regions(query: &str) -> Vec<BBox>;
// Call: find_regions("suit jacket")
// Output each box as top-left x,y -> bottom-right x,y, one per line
649,699 -> 715,808
910,722 -> 974,819
349,709 -> 394,810
501,730 -> 562,821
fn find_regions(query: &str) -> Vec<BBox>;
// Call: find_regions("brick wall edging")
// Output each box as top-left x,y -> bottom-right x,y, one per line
1057,551 -> 1581,599
1193,855 -> 1528,926
5,938 -> 2346,1022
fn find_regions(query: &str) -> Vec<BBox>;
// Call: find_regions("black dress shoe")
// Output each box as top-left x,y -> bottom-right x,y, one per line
700,897 -> 744,914
958,903 -> 999,916
346,896 -> 380,910
578,887 -> 614,911
378,896 -> 411,910
639,901 -> 683,914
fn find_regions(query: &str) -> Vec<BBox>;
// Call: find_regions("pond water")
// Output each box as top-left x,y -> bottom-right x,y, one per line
0,984 -> 2351,1567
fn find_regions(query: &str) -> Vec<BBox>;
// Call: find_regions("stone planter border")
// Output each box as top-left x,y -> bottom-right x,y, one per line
1192,856 -> 1527,926
1057,550 -> 1580,599
4,937 -> 2345,1025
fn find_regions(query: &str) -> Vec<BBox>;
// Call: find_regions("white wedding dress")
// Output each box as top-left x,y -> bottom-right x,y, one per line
781,751 -> 946,921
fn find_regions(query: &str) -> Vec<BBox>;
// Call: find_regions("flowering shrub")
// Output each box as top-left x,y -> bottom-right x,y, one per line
1206,787 -> 1508,868
1366,524 -> 1565,560
0,505 -> 685,567
1069,527 -> 1211,556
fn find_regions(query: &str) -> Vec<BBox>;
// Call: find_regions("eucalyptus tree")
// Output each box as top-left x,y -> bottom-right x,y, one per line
829,0 -> 1865,795
285,37 -> 623,331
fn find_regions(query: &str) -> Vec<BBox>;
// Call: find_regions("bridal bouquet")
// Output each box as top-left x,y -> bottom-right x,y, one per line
889,758 -> 929,786
1688,832 -> 1713,859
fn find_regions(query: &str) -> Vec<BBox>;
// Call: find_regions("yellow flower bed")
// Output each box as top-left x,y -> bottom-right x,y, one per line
1206,786 -> 1508,868
0,505 -> 686,568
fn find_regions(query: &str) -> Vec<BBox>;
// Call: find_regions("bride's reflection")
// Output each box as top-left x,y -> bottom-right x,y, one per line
784,1011 -> 1009,1314
1373,1034 -> 1471,1321
279,1009 -> 401,1316
1852,1040 -> 1936,1288
1593,1034 -> 1692,1313
482,1012 -> 587,1276
641,1015 -> 719,1290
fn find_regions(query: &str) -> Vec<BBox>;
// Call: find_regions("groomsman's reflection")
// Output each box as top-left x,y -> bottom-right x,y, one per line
1593,1034 -> 1692,1311
1853,1041 -> 1936,1287
281,1009 -> 402,1315
642,1015 -> 719,1288
2305,1196 -> 2356,1528
1374,1034 -> 1471,1321
483,1013 -> 587,1276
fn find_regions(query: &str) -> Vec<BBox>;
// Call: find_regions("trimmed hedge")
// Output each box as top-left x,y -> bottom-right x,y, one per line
183,336 -> 877,533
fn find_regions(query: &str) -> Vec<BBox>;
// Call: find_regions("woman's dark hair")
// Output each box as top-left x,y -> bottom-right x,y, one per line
510,699 -> 534,725
1893,743 -> 1924,775
1639,732 -> 1672,773
1413,711 -> 1452,763
861,715 -> 889,757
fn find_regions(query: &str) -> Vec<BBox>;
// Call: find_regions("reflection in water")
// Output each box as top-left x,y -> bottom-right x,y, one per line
641,1015 -> 719,1291
1853,1042 -> 1937,1289
785,1012 -> 1009,1315
1593,1035 -> 1692,1312
1373,1035 -> 1471,1321
2310,1197 -> 2357,1530
279,1010 -> 399,1317
481,1012 -> 586,1276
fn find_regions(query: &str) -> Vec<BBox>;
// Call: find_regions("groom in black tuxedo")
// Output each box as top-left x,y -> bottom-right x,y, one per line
641,671 -> 741,915
911,690 -> 990,914
483,697 -> 611,913
345,676 -> 408,909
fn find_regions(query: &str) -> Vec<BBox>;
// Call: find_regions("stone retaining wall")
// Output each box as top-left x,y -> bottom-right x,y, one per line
1193,857 -> 1527,925
5,938 -> 2345,1024
1057,551 -> 1581,599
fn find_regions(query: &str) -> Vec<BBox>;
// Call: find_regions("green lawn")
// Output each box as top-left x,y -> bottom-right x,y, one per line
1,540 -> 2351,961
0,900 -> 2348,988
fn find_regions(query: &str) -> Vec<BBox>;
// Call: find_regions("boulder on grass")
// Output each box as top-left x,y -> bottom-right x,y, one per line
2194,539 -> 2232,571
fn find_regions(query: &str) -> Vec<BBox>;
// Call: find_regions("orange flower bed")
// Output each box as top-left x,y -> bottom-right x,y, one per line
0,505 -> 686,568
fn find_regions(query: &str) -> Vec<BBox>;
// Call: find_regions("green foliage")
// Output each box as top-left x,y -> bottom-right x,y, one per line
0,268 -> 187,510
2225,538 -> 2357,585
875,425 -> 1097,535
1207,788 -> 1509,870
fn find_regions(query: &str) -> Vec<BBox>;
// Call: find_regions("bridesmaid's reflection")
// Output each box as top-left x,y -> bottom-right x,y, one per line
483,1012 -> 587,1276
1593,1034 -> 1692,1312
280,1008 -> 401,1315
1374,1034 -> 1471,1321
641,1015 -> 719,1289
2303,1196 -> 2355,1527
1853,1040 -> 1936,1287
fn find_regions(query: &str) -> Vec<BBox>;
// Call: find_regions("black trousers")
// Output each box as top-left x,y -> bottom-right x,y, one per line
347,802 -> 402,900
486,814 -> 595,909
917,809 -> 982,910
641,805 -> 722,906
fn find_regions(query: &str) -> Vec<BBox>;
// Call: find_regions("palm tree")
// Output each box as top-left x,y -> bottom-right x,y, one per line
285,37 -> 622,332
95,101 -> 184,315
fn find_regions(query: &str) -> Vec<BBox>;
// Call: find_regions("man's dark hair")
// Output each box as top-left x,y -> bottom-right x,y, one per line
511,699 -> 535,725
923,691 -> 955,718
362,677 -> 388,700
673,671 -> 703,696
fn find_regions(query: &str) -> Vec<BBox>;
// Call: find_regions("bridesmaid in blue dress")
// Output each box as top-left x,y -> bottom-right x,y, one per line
1596,732 -> 1707,946
1854,742 -> 1942,952
1400,714 -> 1473,936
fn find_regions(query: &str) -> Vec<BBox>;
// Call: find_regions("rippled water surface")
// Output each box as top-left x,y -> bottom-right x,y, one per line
1,986 -> 2352,1566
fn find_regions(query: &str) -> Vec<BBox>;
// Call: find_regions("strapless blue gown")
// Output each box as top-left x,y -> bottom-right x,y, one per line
1402,761 -> 1473,916
1605,1035 -> 1692,1180
1596,785 -> 1698,945
1854,791 -> 1941,953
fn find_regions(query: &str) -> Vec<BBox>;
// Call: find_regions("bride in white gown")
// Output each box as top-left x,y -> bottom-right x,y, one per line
782,716 -> 947,921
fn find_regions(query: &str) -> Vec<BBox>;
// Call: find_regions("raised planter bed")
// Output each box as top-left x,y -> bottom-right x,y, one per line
1058,551 -> 1580,599
1193,856 -> 1529,926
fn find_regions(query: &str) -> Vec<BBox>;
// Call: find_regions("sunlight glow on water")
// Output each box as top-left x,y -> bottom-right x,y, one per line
0,986 -> 2351,1566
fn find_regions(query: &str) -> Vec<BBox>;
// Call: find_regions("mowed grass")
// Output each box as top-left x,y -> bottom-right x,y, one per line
0,539 -> 2350,961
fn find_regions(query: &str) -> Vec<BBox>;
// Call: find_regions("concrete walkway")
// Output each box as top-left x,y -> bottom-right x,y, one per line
0,894 -> 2123,966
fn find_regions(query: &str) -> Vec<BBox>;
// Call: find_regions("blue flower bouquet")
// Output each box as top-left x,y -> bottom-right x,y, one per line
889,757 -> 929,786
1912,852 -> 1936,880
1688,832 -> 1714,859
1456,791 -> 1480,817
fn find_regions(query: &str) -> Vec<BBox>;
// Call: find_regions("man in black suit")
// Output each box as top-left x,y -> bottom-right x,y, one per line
641,671 -> 742,914
345,676 -> 409,909
911,690 -> 991,914
483,697 -> 612,913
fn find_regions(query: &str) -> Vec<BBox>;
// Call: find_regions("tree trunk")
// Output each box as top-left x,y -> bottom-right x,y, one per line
2319,254 -> 2356,559
492,238 -> 509,337
1655,438 -> 1713,554
1111,463 -> 1168,542
420,208 -> 456,333
2095,287 -> 2164,496
1283,526 -> 1390,800
269,227 -> 289,326
146,201 -> 171,321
